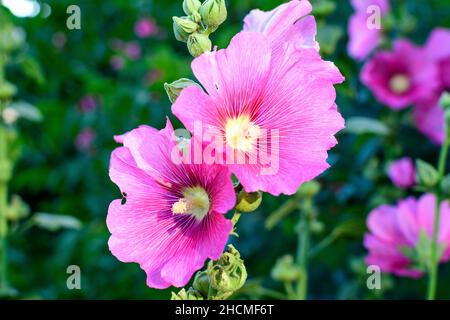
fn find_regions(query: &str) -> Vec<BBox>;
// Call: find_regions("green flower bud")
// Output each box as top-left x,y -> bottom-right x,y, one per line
271,255 -> 302,283
0,81 -> 17,100
183,0 -> 201,16
235,190 -> 262,213
191,10 -> 202,24
207,245 -> 247,297
415,159 -> 439,188
172,16 -> 198,43
199,0 -> 227,30
193,270 -> 210,297
441,174 -> 450,198
296,181 -> 321,198
164,78 -> 200,103
6,195 -> 30,222
171,288 -> 204,300
187,33 -> 212,57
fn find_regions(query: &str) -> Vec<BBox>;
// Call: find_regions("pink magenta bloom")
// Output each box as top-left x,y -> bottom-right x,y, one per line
364,194 -> 450,278
413,95 -> 445,145
347,0 -> 390,60
125,41 -> 141,60
172,3 -> 344,196
134,17 -> 158,38
425,28 -> 450,90
361,39 -> 439,110
107,120 -> 235,289
387,157 -> 415,189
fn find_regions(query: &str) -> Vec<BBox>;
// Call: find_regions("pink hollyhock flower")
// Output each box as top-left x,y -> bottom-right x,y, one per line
75,128 -> 95,151
361,39 -> 439,110
78,95 -> 97,113
348,0 -> 390,60
172,29 -> 344,196
364,193 -> 450,278
413,95 -> 445,145
425,28 -> 450,90
387,157 -> 415,189
107,120 -> 235,289
243,0 -> 319,53
134,17 -> 158,38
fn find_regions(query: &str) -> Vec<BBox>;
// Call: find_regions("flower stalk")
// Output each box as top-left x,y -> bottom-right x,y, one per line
426,112 -> 449,300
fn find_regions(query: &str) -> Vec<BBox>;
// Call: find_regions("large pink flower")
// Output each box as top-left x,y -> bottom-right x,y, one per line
425,28 -> 450,90
172,29 -> 344,196
387,157 -> 415,189
347,0 -> 390,60
107,120 -> 235,289
364,194 -> 450,278
361,39 -> 439,110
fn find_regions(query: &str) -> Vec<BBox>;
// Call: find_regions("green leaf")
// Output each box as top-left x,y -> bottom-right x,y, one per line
17,55 -> 45,85
9,101 -> 43,122
345,117 -> 390,136
32,213 -> 82,231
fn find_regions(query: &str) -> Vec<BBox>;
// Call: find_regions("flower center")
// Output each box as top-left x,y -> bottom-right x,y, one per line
225,115 -> 261,152
389,74 -> 411,94
172,186 -> 210,221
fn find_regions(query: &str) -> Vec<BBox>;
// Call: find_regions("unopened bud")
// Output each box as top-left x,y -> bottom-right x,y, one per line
199,0 -> 227,30
164,78 -> 200,103
171,288 -> 204,300
183,0 -> 201,16
0,81 -> 17,100
207,245 -> 247,296
173,16 -> 198,42
415,159 -> 439,188
2,107 -> 20,125
271,255 -> 302,283
193,271 -> 210,297
187,33 -> 212,57
296,181 -> 321,198
235,190 -> 262,213
6,195 -> 30,222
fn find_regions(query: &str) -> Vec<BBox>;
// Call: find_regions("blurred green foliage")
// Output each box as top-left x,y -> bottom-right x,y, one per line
1,0 -> 449,299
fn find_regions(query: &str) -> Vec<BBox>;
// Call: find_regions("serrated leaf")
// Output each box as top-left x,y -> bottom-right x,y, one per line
32,213 -> 82,231
345,117 -> 390,136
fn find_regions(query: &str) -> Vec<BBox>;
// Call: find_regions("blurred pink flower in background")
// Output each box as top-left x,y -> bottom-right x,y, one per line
75,128 -> 96,152
78,95 -> 97,113
125,41 -> 141,60
361,39 -> 439,110
425,28 -> 450,90
413,96 -> 445,145
110,55 -> 125,71
134,17 -> 158,38
107,121 -> 235,289
364,194 -> 450,278
347,0 -> 390,60
387,157 -> 415,189
173,0 -> 344,196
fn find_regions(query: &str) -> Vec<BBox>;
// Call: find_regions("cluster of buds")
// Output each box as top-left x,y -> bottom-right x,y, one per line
171,245 -> 247,300
173,0 -> 227,57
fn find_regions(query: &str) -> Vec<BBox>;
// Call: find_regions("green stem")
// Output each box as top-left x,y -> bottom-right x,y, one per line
296,211 -> 310,300
0,102 -> 8,292
427,120 -> 449,300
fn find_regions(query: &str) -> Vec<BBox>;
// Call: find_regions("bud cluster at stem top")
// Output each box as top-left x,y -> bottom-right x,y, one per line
173,0 -> 227,57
